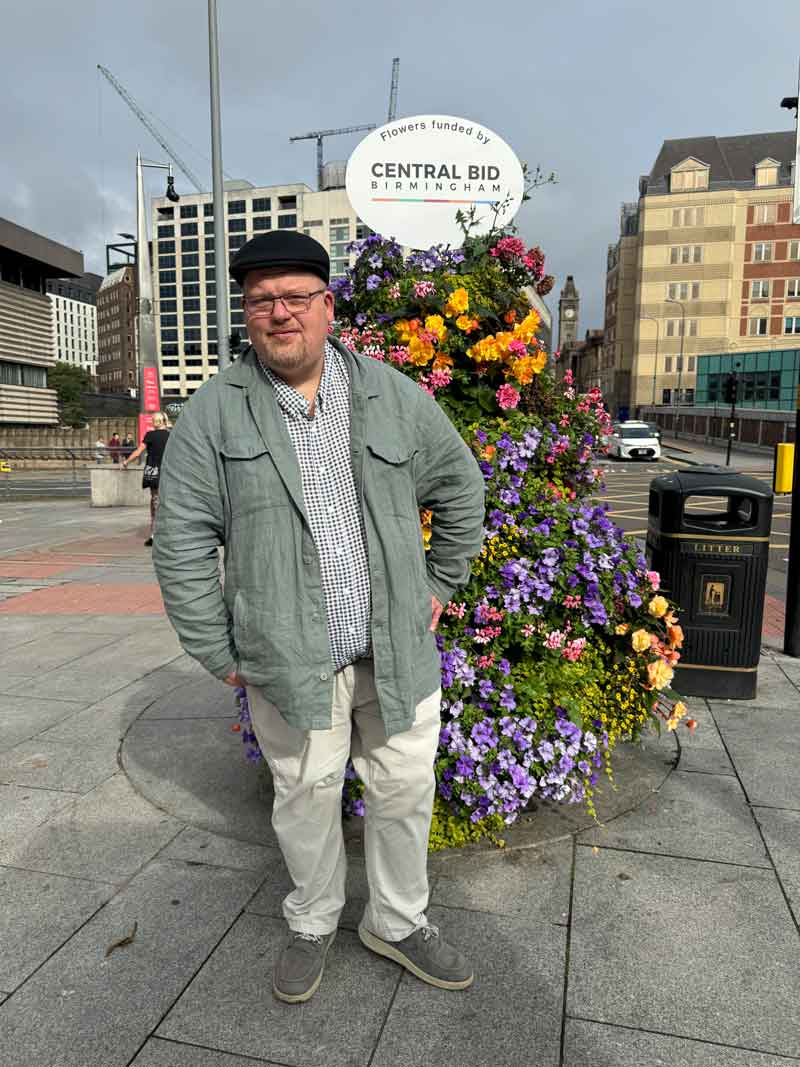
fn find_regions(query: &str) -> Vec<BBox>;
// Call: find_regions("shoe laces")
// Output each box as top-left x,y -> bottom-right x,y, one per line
417,923 -> 440,942
293,932 -> 323,945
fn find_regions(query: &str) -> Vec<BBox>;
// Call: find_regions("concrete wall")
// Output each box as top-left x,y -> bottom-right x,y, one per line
639,404 -> 796,453
0,417 -> 138,468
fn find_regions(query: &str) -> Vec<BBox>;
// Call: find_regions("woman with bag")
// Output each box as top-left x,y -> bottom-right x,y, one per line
122,412 -> 170,547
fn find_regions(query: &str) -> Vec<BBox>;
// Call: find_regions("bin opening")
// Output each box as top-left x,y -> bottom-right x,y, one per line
682,494 -> 758,530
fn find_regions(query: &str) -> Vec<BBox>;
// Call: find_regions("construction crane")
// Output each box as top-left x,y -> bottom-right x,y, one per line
290,124 -> 375,191
387,58 -> 400,122
97,64 -> 206,193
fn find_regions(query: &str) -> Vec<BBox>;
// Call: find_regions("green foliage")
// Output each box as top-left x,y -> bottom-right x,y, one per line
48,361 -> 95,427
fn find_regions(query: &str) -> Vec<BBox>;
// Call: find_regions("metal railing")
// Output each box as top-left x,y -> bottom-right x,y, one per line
0,446 -> 138,500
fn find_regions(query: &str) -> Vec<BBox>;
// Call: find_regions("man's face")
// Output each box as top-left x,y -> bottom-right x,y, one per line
243,268 -> 334,378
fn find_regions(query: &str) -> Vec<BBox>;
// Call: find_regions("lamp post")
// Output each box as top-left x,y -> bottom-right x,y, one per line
207,0 -> 230,372
666,297 -> 686,437
640,314 -> 661,408
136,154 -> 179,439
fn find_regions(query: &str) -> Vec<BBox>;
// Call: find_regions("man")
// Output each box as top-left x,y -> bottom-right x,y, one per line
153,230 -> 485,1004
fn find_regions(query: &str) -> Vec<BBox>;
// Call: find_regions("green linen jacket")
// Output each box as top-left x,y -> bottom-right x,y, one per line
152,338 -> 485,737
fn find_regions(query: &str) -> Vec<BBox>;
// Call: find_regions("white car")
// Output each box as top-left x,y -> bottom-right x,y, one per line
607,421 -> 661,461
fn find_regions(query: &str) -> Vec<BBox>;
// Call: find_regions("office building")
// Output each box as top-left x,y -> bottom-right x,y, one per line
150,178 -> 367,398
603,130 -> 800,414
97,265 -> 137,394
0,217 -> 83,425
47,272 -> 102,376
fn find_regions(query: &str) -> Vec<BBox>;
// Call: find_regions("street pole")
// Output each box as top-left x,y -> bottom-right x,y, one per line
640,315 -> 660,408
666,297 -> 685,438
783,65 -> 800,655
208,0 -> 230,372
724,367 -> 740,467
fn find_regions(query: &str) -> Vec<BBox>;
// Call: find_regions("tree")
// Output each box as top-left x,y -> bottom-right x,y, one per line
48,362 -> 95,428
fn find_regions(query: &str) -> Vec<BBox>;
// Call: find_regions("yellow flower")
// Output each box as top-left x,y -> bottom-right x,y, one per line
443,287 -> 469,317
615,623 -> 629,635
631,629 -> 651,652
424,314 -> 447,341
647,659 -> 674,690
513,309 -> 541,343
455,314 -> 476,333
648,595 -> 669,618
667,623 -> 684,649
408,335 -> 434,366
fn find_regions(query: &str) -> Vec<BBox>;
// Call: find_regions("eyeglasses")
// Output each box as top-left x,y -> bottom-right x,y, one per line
243,288 -> 327,316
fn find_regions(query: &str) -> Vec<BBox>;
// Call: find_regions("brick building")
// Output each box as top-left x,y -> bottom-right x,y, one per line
97,265 -> 137,395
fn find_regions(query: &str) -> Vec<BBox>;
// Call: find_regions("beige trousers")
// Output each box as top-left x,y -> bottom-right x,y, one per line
246,659 -> 441,941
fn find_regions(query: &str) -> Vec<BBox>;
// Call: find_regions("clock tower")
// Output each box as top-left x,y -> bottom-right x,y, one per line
558,275 -> 580,353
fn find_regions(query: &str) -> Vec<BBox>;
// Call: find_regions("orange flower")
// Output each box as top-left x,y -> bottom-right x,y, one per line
408,335 -> 434,366
646,658 -> 674,690
480,444 -> 496,460
667,623 -> 684,649
686,718 -> 698,732
504,309 -> 517,324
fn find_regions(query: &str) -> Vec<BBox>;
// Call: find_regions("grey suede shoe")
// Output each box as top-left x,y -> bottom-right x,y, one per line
358,922 -> 474,990
273,930 -> 336,1003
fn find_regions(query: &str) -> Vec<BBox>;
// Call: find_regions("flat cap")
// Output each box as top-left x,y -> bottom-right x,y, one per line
229,230 -> 330,286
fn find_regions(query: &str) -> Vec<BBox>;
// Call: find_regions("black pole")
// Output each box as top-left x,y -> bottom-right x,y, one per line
784,377 -> 800,656
725,372 -> 738,466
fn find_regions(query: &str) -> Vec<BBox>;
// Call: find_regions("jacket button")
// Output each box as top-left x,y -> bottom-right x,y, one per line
319,672 -> 329,681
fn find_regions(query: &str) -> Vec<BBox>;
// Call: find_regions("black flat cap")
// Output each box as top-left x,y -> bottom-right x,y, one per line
229,230 -> 330,286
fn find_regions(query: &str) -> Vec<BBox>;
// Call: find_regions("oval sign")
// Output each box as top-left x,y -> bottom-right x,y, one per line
346,115 -> 524,250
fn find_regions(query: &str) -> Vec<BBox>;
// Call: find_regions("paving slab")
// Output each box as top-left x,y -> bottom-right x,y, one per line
131,1037 -> 287,1066
0,631 -> 119,676
567,848 -> 800,1057
0,693 -> 88,754
123,717 -> 278,846
712,704 -> 800,810
563,1018 -> 798,1066
0,782 -> 76,845
677,744 -> 736,775
156,912 -> 400,1067
753,806 -> 800,924
0,772 -> 182,883
0,735 -> 120,794
55,614 -> 176,636
159,827 -> 280,874
0,859 -> 263,1067
370,905 -> 564,1067
0,616 -> 72,651
431,838 -> 573,924
138,676 -> 233,720
0,865 -> 114,989
5,628 -> 183,703
578,770 -> 769,866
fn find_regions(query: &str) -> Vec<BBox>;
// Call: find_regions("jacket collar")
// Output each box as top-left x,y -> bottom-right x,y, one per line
223,337 -> 382,400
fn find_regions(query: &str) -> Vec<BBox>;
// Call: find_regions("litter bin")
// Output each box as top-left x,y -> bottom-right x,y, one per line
646,465 -> 773,699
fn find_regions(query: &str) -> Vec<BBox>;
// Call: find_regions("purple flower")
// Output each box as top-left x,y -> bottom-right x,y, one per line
471,720 -> 498,748
366,274 -> 382,290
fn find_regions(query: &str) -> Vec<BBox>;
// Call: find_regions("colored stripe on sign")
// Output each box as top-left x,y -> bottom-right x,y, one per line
371,197 -> 499,205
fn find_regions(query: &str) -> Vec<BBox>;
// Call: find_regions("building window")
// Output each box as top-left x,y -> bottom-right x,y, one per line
278,214 -> 297,229
785,317 -> 800,334
252,197 -> 271,212
755,162 -> 779,187
228,234 -> 247,249
159,270 -> 176,283
227,200 -> 246,215
671,206 -> 704,227
180,205 -> 198,218
182,269 -> 200,283
278,195 -> 297,210
253,216 -> 271,231
688,356 -> 696,372
754,203 -> 777,224
180,222 -> 198,236
787,278 -> 800,298
665,318 -> 697,338
182,283 -> 201,297
753,242 -> 772,261
669,245 -> 702,265
183,313 -> 201,326
181,238 -> 199,253
790,241 -> 800,261
158,254 -> 176,269
157,224 -> 174,238
159,299 -> 177,314
662,388 -> 672,405
670,166 -> 709,192
667,281 -> 701,301
182,254 -> 200,267
204,203 -> 214,217
751,279 -> 770,299
183,328 -> 202,342
683,388 -> 695,405
183,298 -> 200,312
664,356 -> 672,372
228,218 -> 247,232
749,317 -> 768,336
160,328 -> 178,342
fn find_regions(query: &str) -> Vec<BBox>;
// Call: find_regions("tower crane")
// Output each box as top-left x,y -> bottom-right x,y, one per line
97,64 -> 206,193
290,124 -> 376,191
387,58 -> 400,122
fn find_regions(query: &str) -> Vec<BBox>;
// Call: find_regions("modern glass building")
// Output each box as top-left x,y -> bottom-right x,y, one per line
695,348 -> 800,410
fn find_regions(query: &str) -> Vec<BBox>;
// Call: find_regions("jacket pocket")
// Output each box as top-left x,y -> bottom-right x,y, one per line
233,590 -> 298,686
220,436 -> 287,518
366,433 -> 418,518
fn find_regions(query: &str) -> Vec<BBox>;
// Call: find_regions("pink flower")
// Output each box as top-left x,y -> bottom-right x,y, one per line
646,571 -> 661,591
563,368 -> 574,385
429,368 -> 452,389
562,637 -> 587,662
544,630 -> 566,650
476,653 -> 495,669
446,601 -> 466,618
388,282 -> 400,299
522,624 -> 535,637
507,339 -> 527,357
564,594 -> 582,609
496,384 -> 521,410
559,415 -> 570,427
388,346 -> 409,365
413,280 -> 436,298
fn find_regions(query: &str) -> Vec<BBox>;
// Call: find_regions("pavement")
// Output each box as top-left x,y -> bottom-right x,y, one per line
0,499 -> 799,1066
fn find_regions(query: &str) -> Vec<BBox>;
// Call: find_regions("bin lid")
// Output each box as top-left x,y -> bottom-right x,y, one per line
650,465 -> 773,499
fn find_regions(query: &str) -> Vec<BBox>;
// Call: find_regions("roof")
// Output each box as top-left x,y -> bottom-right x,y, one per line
0,216 -> 83,278
99,266 -> 132,291
645,131 -> 796,195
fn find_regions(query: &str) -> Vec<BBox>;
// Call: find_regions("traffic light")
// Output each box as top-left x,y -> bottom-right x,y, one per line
723,374 -> 738,405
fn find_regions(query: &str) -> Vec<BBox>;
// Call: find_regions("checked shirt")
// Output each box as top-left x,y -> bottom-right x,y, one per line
258,341 -> 371,671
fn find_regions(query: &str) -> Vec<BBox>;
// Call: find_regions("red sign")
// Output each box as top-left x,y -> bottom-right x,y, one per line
142,366 -> 161,413
138,413 -> 154,443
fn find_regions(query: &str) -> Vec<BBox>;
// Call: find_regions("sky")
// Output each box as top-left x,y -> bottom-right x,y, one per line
1,0 -> 799,333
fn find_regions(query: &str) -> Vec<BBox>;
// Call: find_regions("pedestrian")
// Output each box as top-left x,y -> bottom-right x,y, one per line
94,437 -> 106,464
152,231 -> 485,1004
108,431 -> 121,464
121,413 -> 170,547
121,432 -> 135,459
